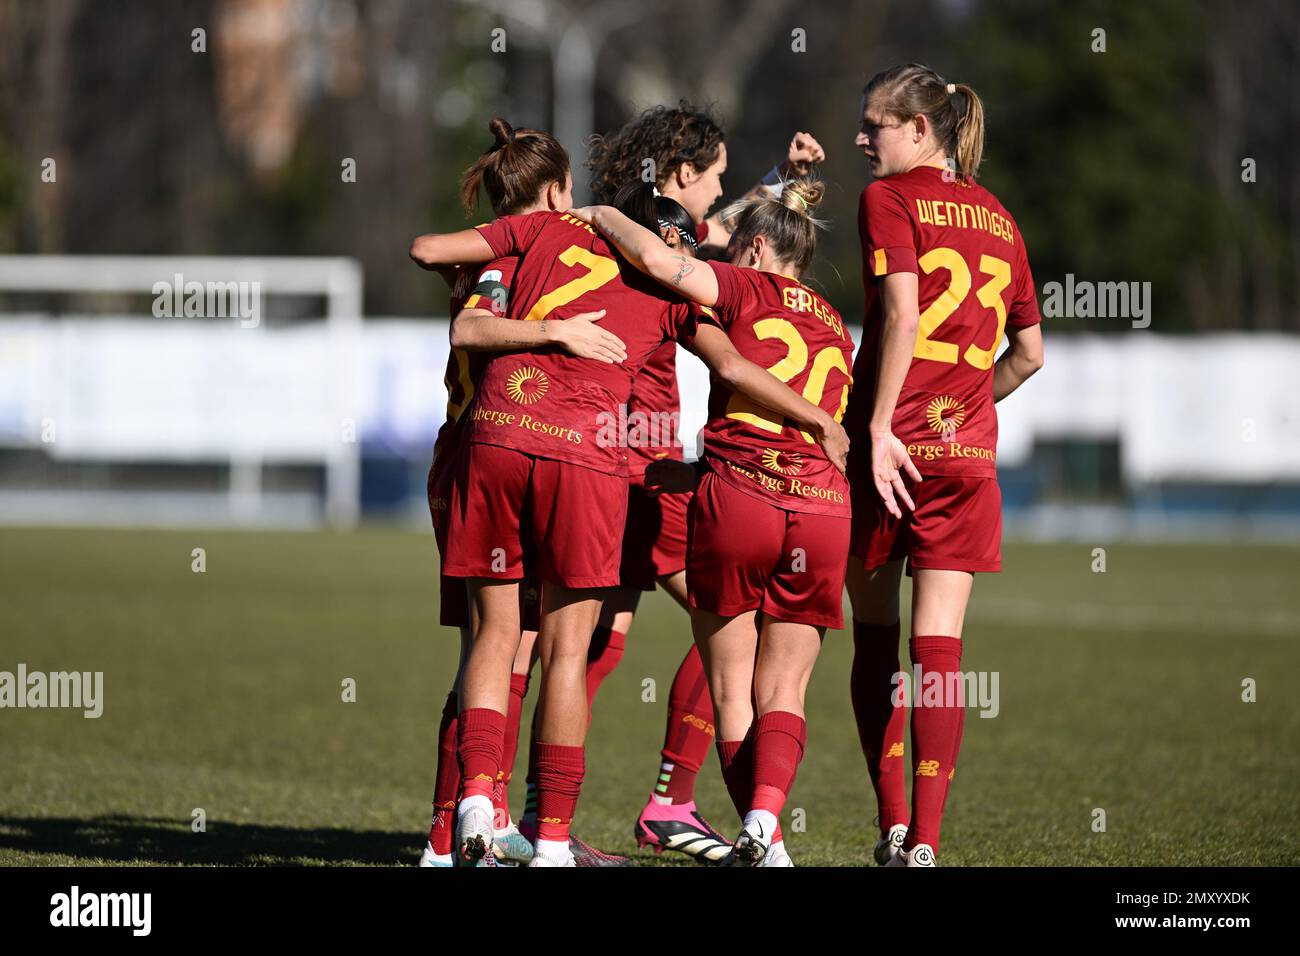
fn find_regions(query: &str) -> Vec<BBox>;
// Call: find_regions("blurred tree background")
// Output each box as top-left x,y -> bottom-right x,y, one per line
0,0 -> 1294,329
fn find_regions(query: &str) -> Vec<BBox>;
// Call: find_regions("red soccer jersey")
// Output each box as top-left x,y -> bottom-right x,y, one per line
624,340 -> 684,476
846,166 -> 1040,478
468,211 -> 696,473
699,261 -> 855,517
432,258 -> 517,465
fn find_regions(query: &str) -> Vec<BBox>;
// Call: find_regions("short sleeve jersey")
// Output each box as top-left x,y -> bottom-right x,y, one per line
468,211 -> 697,473
700,261 -> 855,517
845,166 -> 1040,478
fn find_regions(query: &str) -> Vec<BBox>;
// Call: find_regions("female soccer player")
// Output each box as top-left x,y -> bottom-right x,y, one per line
411,117 -> 621,867
574,176 -> 855,866
844,64 -> 1043,867
585,104 -> 830,864
410,192 -> 847,867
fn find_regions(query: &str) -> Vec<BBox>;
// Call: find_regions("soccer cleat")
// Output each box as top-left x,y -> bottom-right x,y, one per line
492,821 -> 535,866
455,800 -> 495,867
885,842 -> 937,868
528,846 -> 576,867
724,823 -> 770,867
418,840 -> 453,868
569,833 -> 632,867
873,823 -> 909,866
759,839 -> 794,867
906,843 -> 937,867
634,795 -> 732,865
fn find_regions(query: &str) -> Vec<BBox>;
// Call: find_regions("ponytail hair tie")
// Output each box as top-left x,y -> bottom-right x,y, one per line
946,83 -> 956,94
652,185 -> 661,197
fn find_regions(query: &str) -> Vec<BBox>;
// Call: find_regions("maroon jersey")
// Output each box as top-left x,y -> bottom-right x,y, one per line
432,258 -> 518,465
845,167 -> 1040,478
699,261 -> 855,517
469,211 -> 696,473
625,340 -> 684,476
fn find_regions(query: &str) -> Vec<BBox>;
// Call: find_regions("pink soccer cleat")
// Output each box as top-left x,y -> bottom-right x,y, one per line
634,794 -> 732,865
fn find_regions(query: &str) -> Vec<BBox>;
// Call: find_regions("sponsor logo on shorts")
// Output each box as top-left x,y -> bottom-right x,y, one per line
760,448 -> 804,475
506,366 -> 549,405
926,395 -> 965,438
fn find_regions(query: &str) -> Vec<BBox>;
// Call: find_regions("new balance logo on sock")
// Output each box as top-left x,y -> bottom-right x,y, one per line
885,742 -> 904,758
916,760 -> 942,777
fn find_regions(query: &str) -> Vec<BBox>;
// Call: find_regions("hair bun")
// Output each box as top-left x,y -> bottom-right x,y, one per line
488,116 -> 515,147
781,178 -> 825,216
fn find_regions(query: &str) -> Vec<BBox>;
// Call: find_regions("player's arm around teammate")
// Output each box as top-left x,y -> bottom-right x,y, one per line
570,202 -> 849,470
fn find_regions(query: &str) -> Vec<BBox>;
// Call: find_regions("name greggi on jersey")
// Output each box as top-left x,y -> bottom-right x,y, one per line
781,286 -> 844,339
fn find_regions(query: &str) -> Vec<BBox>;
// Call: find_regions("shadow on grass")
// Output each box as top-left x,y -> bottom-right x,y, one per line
0,814 -> 420,866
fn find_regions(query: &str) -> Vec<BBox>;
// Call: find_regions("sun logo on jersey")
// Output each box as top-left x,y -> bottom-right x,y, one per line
761,448 -> 804,475
926,396 -> 965,439
506,366 -> 549,405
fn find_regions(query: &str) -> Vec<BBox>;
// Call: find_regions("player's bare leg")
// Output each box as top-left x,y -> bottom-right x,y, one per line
634,570 -> 731,864
846,559 -> 912,863
453,579 -> 523,866
886,568 -> 974,867
528,584 -> 604,867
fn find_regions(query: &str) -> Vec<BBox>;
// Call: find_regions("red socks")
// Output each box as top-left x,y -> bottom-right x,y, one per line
428,690 -> 459,855
534,742 -> 585,842
457,707 -> 505,802
906,635 -> 965,852
585,626 -> 626,708
657,644 -> 715,803
492,672 -> 530,827
750,711 -> 807,817
850,620 -> 911,834
716,735 -> 754,820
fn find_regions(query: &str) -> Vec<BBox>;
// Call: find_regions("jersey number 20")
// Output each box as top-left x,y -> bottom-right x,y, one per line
725,318 -> 851,443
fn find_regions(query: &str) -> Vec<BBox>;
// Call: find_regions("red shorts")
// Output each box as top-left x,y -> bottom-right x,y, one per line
686,472 -> 849,629
851,473 -> 1002,573
444,442 -> 628,589
620,473 -> 691,591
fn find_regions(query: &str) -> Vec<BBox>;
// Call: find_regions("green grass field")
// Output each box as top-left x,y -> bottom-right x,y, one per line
1,526 -> 1297,866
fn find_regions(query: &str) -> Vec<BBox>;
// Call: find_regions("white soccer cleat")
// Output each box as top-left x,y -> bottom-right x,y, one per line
455,797 -> 495,867
418,840 -> 453,867
886,842 -> 937,867
492,821 -> 536,866
905,843 -> 936,867
527,846 -> 576,867
759,839 -> 794,867
724,823 -> 770,867
873,824 -> 909,866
